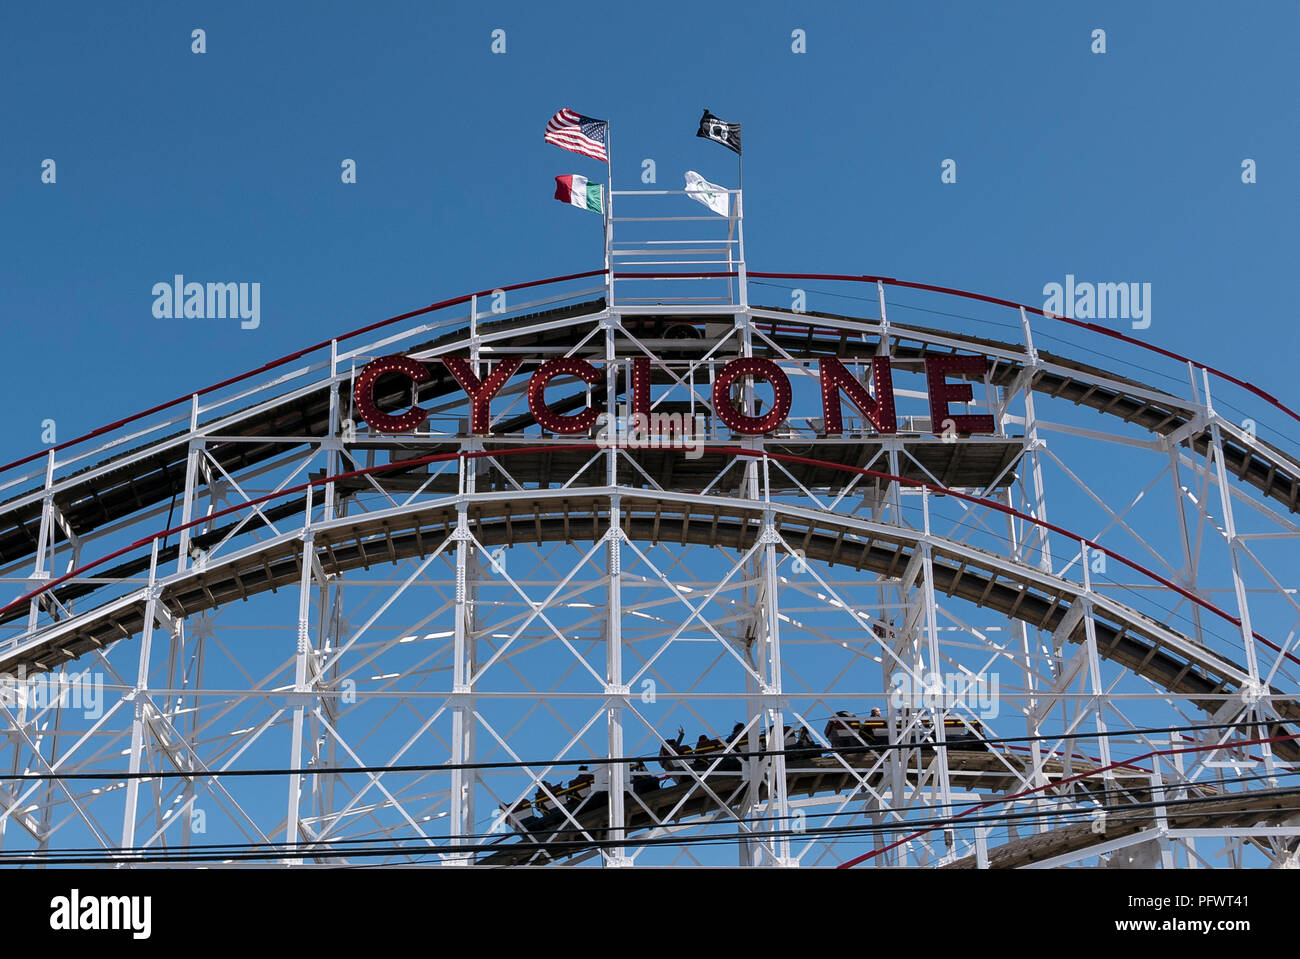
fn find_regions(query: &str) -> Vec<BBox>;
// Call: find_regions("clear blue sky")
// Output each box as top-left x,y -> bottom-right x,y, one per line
1,0 -> 1296,458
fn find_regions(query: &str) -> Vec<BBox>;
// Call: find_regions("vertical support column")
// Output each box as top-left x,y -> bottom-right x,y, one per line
177,444 -> 218,847
1004,491 -> 1049,829
286,518 -> 315,862
22,494 -> 58,852
876,281 -> 889,347
35,682 -> 67,858
325,341 -> 341,523
27,451 -> 57,631
1150,770 -> 1176,869
158,609 -> 193,848
735,308 -> 765,865
759,514 -> 793,866
1167,740 -> 1195,867
1017,308 -> 1052,573
1013,310 -> 1052,834
603,317 -> 619,491
318,582 -> 345,839
169,398 -> 204,846
870,291 -> 904,864
175,395 -> 201,574
974,795 -> 992,869
1165,446 -> 1206,641
1205,422 -> 1261,681
919,490 -> 954,858
308,554 -> 329,830
604,495 -> 630,866
1079,543 -> 1114,784
180,618 -> 209,845
880,448 -> 909,865
121,539 -> 162,855
602,317 -> 630,865
449,318 -> 487,863
1,460 -> 57,851
1202,375 -> 1273,778
450,500 -> 475,863
312,339 -> 344,835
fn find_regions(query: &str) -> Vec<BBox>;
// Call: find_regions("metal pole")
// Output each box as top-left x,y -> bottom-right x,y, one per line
604,123 -> 614,305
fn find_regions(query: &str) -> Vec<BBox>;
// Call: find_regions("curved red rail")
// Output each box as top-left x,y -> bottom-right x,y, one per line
0,269 -> 607,477
3,444 -> 1294,673
836,730 -> 1300,868
1,268 -> 1296,484
750,271 -> 1299,425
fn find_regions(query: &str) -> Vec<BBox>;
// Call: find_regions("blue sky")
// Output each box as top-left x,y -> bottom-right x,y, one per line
2,0 -> 1296,455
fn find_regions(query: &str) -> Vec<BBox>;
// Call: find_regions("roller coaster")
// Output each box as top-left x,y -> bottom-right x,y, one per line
1,186 -> 1298,868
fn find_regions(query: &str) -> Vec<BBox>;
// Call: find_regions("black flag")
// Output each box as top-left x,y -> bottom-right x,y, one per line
697,109 -> 741,155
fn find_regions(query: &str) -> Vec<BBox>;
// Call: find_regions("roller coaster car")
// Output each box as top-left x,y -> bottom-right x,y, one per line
528,781 -> 567,817
823,714 -> 987,752
657,737 -> 743,781
753,725 -> 822,760
511,772 -> 602,825
823,715 -> 888,751
507,764 -> 663,832
657,727 -> 826,781
936,718 -> 986,749
781,730 -> 825,761
630,764 -> 661,794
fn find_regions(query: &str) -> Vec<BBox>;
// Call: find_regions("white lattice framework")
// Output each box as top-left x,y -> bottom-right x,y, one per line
1,190 -> 1298,868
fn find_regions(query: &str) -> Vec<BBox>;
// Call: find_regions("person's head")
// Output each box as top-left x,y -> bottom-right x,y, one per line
870,707 -> 881,717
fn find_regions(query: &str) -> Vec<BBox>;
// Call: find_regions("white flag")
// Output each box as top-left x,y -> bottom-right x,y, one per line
684,170 -> 730,217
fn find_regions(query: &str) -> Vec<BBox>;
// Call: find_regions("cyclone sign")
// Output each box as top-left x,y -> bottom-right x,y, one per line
352,352 -> 996,438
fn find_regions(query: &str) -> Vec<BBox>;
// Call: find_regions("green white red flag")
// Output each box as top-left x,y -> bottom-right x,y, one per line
554,174 -> 604,214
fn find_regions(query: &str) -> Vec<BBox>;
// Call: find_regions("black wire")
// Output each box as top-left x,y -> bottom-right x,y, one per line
11,762 -> 1294,861
2,724 -> 1294,865
6,778 -> 1298,866
0,717 -> 1288,783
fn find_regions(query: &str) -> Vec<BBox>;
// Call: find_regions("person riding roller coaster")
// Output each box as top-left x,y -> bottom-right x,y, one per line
630,761 -> 659,793
788,726 -> 818,759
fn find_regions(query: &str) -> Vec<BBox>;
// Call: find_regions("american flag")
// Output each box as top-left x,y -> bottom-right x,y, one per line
544,108 -> 608,163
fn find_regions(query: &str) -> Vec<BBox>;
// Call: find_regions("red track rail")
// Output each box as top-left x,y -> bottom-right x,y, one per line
752,271 -> 1299,424
2,269 -> 1297,482
3,444 -> 1295,672
0,270 -> 607,477
836,731 -> 1300,869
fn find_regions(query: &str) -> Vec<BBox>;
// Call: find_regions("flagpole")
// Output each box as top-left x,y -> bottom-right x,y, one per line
604,124 -> 613,305
733,112 -> 743,212
736,146 -> 744,307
